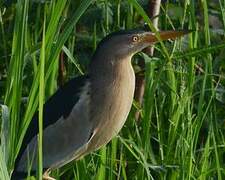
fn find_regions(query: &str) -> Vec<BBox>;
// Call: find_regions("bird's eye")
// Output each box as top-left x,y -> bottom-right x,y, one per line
132,36 -> 139,42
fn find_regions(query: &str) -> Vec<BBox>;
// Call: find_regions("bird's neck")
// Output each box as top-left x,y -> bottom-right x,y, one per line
89,55 -> 133,80
89,56 -> 135,111
89,55 -> 135,144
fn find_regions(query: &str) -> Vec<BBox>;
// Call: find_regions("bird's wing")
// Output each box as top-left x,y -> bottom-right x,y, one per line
14,75 -> 91,172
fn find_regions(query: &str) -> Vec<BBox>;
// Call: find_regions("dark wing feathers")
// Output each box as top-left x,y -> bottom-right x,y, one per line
14,75 -> 88,172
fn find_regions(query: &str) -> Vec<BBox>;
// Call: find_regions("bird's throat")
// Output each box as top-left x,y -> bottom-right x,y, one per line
89,57 -> 135,150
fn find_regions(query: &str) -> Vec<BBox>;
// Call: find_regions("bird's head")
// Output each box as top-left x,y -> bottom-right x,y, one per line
93,29 -> 189,60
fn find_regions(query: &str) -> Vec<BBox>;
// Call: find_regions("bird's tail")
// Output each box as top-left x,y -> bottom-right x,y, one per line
11,170 -> 31,180
11,171 -> 25,180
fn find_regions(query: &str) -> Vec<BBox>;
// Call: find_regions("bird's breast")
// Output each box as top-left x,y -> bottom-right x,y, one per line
88,60 -> 135,150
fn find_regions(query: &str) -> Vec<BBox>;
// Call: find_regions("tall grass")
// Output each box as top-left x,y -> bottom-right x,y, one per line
0,0 -> 225,179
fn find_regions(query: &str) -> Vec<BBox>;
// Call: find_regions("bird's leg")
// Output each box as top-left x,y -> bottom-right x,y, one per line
43,169 -> 56,180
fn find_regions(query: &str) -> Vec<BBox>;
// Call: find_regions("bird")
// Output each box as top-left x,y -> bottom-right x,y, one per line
12,29 -> 189,180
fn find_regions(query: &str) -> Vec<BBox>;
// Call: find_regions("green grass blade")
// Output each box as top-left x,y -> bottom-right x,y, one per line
37,9 -> 46,180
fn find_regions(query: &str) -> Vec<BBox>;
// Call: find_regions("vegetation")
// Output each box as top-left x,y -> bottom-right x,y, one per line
0,0 -> 225,179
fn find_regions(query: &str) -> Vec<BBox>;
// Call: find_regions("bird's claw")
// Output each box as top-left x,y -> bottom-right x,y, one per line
43,169 -> 55,180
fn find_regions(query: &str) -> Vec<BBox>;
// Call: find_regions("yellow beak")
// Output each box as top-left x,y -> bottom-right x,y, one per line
143,30 -> 191,43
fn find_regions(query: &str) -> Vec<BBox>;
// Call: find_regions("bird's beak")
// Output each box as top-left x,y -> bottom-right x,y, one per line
143,30 -> 191,43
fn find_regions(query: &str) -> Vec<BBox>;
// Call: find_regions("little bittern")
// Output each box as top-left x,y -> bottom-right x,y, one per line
12,29 -> 189,180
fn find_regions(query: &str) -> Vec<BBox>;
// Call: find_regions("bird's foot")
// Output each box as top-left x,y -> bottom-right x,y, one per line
43,169 -> 56,180
43,176 -> 56,180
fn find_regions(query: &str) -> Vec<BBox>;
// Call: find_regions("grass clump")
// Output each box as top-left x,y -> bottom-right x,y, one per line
0,0 -> 225,179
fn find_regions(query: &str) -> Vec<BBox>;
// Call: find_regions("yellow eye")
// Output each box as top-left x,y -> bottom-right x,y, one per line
132,36 -> 139,42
